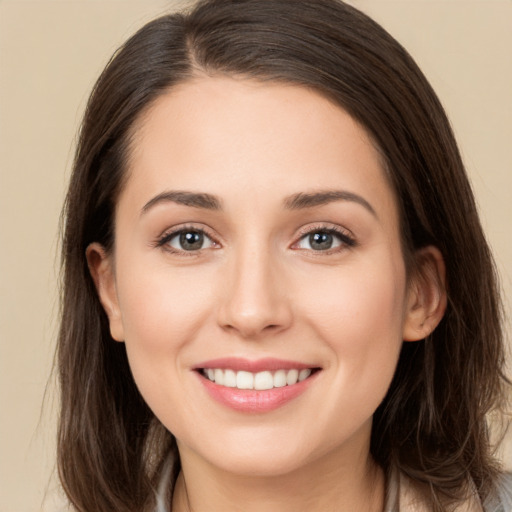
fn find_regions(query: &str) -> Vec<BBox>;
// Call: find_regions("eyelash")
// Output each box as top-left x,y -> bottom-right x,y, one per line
155,224 -> 219,256
292,224 -> 356,253
155,223 -> 356,255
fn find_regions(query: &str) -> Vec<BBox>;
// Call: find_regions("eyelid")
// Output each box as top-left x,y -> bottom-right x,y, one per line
155,224 -> 221,253
153,222 -> 355,254
291,223 -> 356,251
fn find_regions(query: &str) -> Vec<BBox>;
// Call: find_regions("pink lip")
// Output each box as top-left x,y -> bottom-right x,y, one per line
193,357 -> 315,373
193,358 -> 321,413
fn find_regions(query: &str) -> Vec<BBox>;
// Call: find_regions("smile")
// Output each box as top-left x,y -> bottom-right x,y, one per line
201,368 -> 313,390
194,358 -> 321,413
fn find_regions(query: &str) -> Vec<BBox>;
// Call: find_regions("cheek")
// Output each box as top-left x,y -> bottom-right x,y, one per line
113,257 -> 216,397
116,255 -> 213,342
297,256 -> 407,405
113,265 -> 218,439
303,260 -> 406,339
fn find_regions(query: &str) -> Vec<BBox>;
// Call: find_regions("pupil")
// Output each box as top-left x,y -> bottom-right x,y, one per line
180,231 -> 203,250
310,232 -> 333,250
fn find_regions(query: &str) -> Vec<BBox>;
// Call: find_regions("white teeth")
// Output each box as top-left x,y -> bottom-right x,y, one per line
203,367 -> 315,389
214,368 -> 224,386
254,371 -> 273,390
224,369 -> 237,388
298,369 -> 312,382
236,371 -> 254,389
273,369 -> 287,388
286,369 -> 299,385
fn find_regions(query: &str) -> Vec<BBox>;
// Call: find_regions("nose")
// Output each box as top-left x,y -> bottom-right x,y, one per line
217,244 -> 293,339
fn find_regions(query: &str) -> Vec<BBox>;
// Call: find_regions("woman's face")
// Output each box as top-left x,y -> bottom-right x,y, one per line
91,77 -> 428,477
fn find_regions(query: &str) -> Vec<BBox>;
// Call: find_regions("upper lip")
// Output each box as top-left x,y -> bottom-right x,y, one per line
193,357 -> 319,373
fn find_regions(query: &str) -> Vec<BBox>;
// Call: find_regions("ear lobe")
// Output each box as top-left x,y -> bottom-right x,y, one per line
402,246 -> 447,342
86,242 -> 125,342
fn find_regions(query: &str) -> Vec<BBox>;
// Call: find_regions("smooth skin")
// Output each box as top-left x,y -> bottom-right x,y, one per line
88,77 -> 446,512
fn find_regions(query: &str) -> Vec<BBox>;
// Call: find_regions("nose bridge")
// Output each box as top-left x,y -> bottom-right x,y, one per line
218,236 -> 291,338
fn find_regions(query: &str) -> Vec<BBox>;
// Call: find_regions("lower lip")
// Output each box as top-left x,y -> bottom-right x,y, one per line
196,371 -> 319,413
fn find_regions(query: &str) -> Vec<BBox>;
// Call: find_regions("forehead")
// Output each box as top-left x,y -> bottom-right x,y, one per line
122,77 -> 398,225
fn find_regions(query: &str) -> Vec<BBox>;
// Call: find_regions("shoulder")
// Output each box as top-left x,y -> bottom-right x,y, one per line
390,470 -> 511,512
483,472 -> 512,512
397,473 -> 482,512
393,471 -> 512,512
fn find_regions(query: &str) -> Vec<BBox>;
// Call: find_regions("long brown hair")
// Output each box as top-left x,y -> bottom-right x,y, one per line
58,1 -> 508,510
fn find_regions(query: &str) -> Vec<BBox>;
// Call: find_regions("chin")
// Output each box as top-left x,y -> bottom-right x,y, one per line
181,426 -> 336,479
208,449 -> 312,478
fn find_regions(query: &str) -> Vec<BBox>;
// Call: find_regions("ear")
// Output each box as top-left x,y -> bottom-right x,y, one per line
402,246 -> 447,342
86,242 -> 125,342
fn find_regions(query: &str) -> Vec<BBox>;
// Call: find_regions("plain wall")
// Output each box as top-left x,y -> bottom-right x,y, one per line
0,1 -> 510,510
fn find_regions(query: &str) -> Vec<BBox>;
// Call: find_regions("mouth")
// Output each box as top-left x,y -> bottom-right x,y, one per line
193,358 -> 322,413
198,367 -> 320,390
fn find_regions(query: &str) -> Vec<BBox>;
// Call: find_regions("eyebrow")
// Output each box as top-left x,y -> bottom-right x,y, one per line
141,191 -> 222,215
140,188 -> 376,217
284,190 -> 377,217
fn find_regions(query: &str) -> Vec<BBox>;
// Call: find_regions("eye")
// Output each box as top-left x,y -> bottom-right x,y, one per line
294,228 -> 355,252
159,229 -> 216,252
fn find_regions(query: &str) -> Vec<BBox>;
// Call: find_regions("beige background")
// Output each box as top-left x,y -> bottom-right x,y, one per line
0,1 -> 510,510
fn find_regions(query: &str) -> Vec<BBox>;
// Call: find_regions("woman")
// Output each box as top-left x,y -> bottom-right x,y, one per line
57,0 -> 510,510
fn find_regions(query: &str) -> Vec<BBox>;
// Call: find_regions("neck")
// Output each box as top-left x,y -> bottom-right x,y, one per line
171,442 -> 385,512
